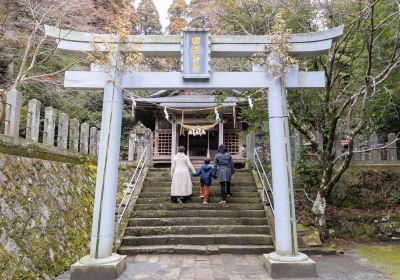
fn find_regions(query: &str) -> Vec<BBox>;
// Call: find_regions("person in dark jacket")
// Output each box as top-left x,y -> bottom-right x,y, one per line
214,144 -> 235,203
192,158 -> 214,204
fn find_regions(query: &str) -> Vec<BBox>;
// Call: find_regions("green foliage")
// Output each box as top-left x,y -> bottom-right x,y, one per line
188,0 -> 211,28
293,145 -> 321,196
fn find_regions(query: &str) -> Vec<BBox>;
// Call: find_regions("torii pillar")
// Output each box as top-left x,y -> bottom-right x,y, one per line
264,55 -> 317,278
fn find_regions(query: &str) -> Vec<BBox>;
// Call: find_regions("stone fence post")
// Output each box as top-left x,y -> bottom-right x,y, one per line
369,133 -> 379,162
4,90 -> 22,138
334,133 -> 343,159
43,107 -> 56,146
80,122 -> 89,154
246,132 -> 255,167
26,99 -> 41,142
89,127 -> 98,156
128,133 -> 136,162
353,135 -> 361,161
387,133 -> 397,162
69,118 -> 79,152
293,130 -> 301,163
57,113 -> 69,149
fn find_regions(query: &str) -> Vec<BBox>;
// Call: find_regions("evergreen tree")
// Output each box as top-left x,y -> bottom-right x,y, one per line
137,0 -> 162,35
167,0 -> 188,35
188,0 -> 212,28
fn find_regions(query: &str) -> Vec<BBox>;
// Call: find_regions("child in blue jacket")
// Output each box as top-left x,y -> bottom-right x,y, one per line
192,158 -> 215,204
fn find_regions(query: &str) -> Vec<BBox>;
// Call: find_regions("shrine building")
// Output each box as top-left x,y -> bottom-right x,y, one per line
134,89 -> 247,165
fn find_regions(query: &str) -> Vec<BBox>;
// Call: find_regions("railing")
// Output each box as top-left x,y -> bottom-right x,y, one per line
116,146 -> 148,226
254,149 -> 274,215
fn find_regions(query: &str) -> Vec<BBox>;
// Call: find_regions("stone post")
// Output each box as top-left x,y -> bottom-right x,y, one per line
26,99 -> 41,142
128,133 -> 136,162
4,90 -> 22,138
246,131 -> 255,167
69,118 -> 79,152
80,122 -> 90,154
89,127 -> 98,156
369,133 -> 379,162
387,133 -> 397,162
293,130 -> 302,163
43,107 -> 56,146
353,135 -> 361,161
334,133 -> 343,159
316,133 -> 323,151
57,113 -> 69,149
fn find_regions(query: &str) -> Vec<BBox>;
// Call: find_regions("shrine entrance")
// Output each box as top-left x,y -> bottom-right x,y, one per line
180,128 -> 218,158
45,24 -> 343,279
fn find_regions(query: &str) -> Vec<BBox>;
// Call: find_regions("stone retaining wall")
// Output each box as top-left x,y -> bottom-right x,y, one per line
0,152 -> 96,279
328,211 -> 400,241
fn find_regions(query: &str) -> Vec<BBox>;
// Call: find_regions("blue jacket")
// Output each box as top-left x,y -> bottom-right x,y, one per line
192,164 -> 215,186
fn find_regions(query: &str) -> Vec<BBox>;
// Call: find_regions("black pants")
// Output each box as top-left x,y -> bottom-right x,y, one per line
220,181 -> 231,201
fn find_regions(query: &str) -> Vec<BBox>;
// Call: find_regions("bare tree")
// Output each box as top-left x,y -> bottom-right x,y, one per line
289,0 -> 400,236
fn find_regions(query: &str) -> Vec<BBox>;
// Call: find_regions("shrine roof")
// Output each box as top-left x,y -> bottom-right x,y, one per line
147,89 -> 242,98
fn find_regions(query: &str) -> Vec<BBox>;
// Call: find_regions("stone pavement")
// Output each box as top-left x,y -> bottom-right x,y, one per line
56,253 -> 388,280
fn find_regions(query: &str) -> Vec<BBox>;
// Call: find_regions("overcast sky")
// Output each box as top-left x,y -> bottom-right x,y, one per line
135,0 -> 191,32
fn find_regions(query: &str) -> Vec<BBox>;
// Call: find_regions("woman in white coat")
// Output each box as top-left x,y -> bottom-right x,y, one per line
171,146 -> 196,203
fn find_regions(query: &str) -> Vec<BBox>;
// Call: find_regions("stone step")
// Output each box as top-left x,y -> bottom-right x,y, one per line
135,197 -> 261,204
128,217 -> 268,227
124,225 -> 270,236
143,182 -> 257,192
149,168 -> 252,173
134,203 -> 263,211
145,177 -> 255,183
139,191 -> 260,198
121,234 -> 273,246
148,173 -> 254,179
131,209 -> 267,218
141,186 -> 258,192
118,244 -> 274,255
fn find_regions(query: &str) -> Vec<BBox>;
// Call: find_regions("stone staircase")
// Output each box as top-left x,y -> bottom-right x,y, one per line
118,168 -> 274,255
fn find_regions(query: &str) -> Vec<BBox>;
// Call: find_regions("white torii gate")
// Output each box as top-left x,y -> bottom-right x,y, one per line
45,25 -> 343,279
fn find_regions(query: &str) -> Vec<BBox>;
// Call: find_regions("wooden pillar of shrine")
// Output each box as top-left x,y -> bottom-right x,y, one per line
218,121 -> 224,146
154,116 -> 159,157
171,115 -> 177,159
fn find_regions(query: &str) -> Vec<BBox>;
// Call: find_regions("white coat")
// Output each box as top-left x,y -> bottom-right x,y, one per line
171,153 -> 195,197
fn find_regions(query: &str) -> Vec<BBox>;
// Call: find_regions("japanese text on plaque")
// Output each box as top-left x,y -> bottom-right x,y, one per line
191,35 -> 201,72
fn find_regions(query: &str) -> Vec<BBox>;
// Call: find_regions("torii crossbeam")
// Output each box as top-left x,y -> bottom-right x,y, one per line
45,25 -> 343,279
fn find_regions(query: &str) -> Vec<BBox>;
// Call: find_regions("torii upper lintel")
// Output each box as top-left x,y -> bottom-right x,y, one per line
44,24 -> 343,57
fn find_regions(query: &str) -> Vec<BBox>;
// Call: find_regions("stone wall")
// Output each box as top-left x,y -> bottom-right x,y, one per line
327,211 -> 400,241
0,152 -> 96,279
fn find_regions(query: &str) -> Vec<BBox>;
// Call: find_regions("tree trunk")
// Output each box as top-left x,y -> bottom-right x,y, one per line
312,191 -> 327,240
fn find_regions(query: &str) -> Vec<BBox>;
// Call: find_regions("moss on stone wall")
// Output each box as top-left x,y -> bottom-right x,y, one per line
332,167 -> 400,209
0,153 -> 96,280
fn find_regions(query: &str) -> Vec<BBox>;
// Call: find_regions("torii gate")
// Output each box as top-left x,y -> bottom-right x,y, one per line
45,25 -> 343,279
